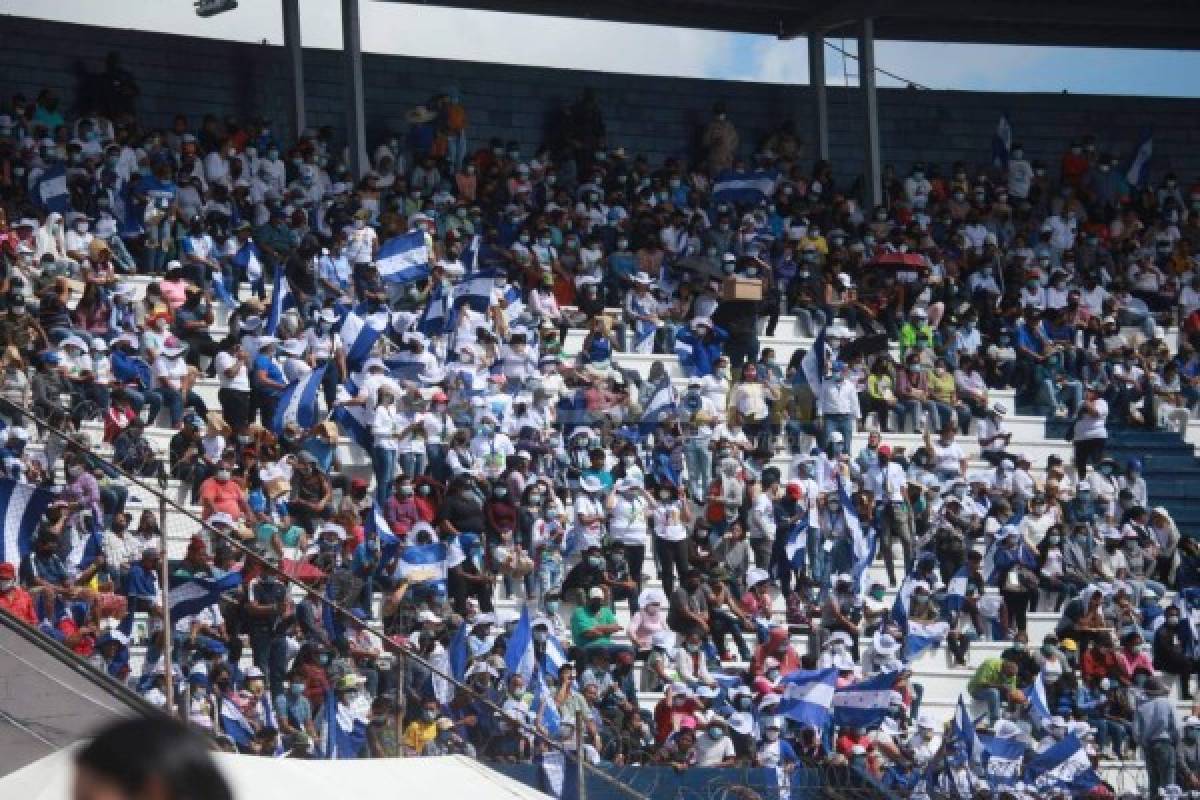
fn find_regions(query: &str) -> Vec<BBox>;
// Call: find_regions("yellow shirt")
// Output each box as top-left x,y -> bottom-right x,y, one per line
403,719 -> 438,754
928,370 -> 956,404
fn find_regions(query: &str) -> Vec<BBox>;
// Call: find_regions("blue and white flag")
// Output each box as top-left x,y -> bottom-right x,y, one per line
1025,673 -> 1050,726
366,502 -> 401,568
449,621 -> 470,682
220,698 -> 256,748
393,542 -> 449,591
712,168 -> 779,206
777,667 -> 837,729
1125,129 -> 1153,188
980,732 -> 1025,788
271,363 -> 328,434
231,239 -> 264,284
332,382 -> 373,452
258,694 -> 285,756
69,529 -> 105,573
322,689 -> 367,759
265,266 -> 294,336
168,571 -> 243,620
904,618 -> 950,661
505,604 -> 537,681
0,478 -> 57,570
451,268 -> 497,313
33,164 -> 70,213
1024,734 -> 1099,793
638,380 -> 677,435
784,519 -> 809,571
529,664 -> 561,737
377,231 -> 430,283
954,695 -> 983,766
417,280 -> 455,336
991,114 -> 1012,169
832,670 -> 902,728
460,234 -> 480,273
799,325 -> 828,391
337,310 -> 388,370
945,565 -> 970,613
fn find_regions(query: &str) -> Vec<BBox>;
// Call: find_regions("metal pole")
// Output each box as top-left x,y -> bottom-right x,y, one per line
808,31 -> 829,160
575,711 -> 587,800
281,0 -> 306,142
159,495 -> 175,717
341,0 -> 367,179
858,17 -> 882,208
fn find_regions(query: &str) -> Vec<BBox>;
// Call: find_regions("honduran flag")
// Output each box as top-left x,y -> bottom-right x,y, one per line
271,363 -> 328,434
712,168 -> 779,206
376,231 -> 430,284
777,667 -> 837,730
0,478 -> 57,570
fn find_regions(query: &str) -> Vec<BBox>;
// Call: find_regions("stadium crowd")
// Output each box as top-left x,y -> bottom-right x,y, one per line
2,56 -> 1200,800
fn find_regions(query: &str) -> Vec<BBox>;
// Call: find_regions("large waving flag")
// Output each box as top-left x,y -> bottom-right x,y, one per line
0,479 -> 57,570
265,266 -> 294,336
777,667 -> 837,729
272,363 -> 328,434
377,231 -> 430,283
448,621 -> 470,682
33,164 -> 70,213
332,379 -> 373,452
1125,129 -> 1153,188
451,268 -> 497,313
393,542 -> 449,592
504,605 -> 537,681
337,310 -> 388,370
1024,734 -> 1099,793
168,571 -> 243,619
784,518 -> 809,573
991,113 -> 1012,169
638,380 -> 677,435
832,670 -> 902,728
322,689 -> 367,759
980,730 -> 1025,788
712,168 -> 779,206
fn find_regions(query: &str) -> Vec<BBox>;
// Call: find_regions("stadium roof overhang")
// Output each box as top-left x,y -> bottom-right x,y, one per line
397,0 -> 1200,50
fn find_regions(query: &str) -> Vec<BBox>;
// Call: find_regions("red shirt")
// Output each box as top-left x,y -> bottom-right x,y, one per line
0,587 -> 39,626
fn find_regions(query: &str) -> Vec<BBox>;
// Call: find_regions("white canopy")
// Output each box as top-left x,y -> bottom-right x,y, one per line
0,748 -> 551,800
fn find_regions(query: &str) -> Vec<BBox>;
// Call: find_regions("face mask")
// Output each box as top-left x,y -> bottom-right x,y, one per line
708,728 -> 724,741
290,682 -> 305,695
1168,616 -> 1181,627
422,709 -> 437,721
545,600 -> 560,613
216,469 -> 231,482
588,557 -> 605,569
68,465 -> 84,478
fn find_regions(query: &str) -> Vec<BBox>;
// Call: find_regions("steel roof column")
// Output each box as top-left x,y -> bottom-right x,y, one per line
341,0 -> 367,179
807,32 -> 829,161
282,0 -> 306,143
858,17 -> 882,208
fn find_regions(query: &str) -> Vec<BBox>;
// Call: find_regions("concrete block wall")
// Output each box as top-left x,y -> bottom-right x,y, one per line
1,14 -> 1197,186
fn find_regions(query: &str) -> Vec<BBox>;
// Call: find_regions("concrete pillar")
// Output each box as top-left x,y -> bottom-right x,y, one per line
807,32 -> 829,161
281,0 -> 306,142
858,17 -> 882,208
341,0 -> 367,179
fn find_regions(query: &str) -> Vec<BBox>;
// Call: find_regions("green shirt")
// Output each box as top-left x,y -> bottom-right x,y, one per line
968,658 -> 1015,695
571,604 -> 618,649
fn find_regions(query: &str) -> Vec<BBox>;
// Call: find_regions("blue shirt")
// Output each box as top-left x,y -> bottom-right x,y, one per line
252,354 -> 285,396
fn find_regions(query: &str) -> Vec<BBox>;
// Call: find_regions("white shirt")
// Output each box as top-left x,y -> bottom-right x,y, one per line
748,492 -> 777,541
930,438 -> 965,475
879,462 -> 908,503
1073,398 -> 1108,441
154,354 -> 188,390
370,403 -> 404,450
651,502 -> 688,542
608,493 -> 649,546
817,378 -> 861,416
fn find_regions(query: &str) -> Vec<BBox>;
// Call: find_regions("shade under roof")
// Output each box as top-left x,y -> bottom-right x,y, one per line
400,0 -> 1200,50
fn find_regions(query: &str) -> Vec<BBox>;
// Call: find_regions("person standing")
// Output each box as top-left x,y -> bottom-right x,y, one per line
1072,382 -> 1108,473
1135,676 -> 1180,798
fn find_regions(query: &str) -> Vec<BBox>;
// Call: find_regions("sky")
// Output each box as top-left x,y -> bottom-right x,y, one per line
2,0 -> 1199,97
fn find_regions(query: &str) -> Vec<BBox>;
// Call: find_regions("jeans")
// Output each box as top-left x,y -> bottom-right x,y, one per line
710,608 -> 750,660
970,687 -> 1004,725
1090,718 -> 1131,756
123,388 -> 163,426
372,446 -> 397,505
398,451 -> 427,481
879,502 -> 914,585
932,401 -> 971,434
1146,738 -> 1176,797
153,387 -> 206,427
683,437 -> 711,502
538,558 -> 563,601
820,413 -> 854,456
898,399 -> 938,432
